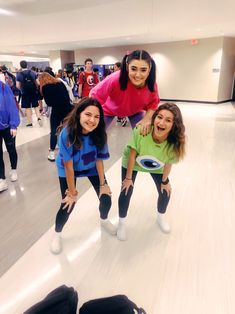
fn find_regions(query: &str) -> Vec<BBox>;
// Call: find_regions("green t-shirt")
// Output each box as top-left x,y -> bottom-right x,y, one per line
122,127 -> 178,174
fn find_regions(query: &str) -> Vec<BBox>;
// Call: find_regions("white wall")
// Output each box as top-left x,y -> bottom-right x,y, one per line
75,37 -> 227,102
0,55 -> 49,71
49,51 -> 61,72
218,37 -> 235,101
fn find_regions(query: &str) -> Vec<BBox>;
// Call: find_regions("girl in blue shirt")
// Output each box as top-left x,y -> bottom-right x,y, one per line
51,97 -> 116,254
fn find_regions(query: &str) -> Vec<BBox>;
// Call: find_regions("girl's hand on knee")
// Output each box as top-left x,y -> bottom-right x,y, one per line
121,178 -> 134,196
62,190 -> 78,213
99,184 -> 112,198
161,183 -> 172,197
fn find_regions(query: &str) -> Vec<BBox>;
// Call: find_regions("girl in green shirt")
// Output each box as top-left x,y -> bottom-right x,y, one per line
117,103 -> 186,240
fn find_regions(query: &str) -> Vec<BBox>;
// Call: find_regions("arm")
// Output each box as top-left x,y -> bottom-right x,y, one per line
78,83 -> 82,98
122,148 -> 137,195
136,109 -> 155,136
62,160 -> 78,212
96,159 -> 112,197
161,163 -> 172,197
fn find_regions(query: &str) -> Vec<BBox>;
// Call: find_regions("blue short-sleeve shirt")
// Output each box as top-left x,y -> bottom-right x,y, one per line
56,127 -> 110,177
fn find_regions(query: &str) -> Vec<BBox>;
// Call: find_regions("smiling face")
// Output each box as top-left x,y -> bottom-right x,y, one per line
153,109 -> 174,142
127,59 -> 150,88
80,105 -> 100,134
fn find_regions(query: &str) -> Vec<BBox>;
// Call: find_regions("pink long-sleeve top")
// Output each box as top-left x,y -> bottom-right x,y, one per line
90,71 -> 160,117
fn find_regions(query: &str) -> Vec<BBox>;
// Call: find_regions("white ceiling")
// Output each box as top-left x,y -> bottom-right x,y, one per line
0,0 -> 235,57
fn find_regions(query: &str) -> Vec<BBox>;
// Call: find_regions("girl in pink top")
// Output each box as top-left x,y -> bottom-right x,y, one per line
90,50 -> 160,135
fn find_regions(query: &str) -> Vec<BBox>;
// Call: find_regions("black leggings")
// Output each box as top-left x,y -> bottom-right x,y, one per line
50,114 -> 63,150
0,128 -> 17,179
55,176 -> 112,232
118,167 -> 170,218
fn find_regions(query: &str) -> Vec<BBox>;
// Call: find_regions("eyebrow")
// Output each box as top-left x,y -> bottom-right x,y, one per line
130,65 -> 148,70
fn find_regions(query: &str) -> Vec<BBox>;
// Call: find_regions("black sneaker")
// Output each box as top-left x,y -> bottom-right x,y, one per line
26,123 -> 33,127
121,117 -> 127,127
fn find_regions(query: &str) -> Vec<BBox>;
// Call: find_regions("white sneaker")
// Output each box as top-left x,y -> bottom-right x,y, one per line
50,234 -> 62,254
117,222 -> 127,241
100,219 -> 117,235
38,118 -> 43,126
10,170 -> 18,182
0,179 -> 8,192
157,214 -> 171,233
48,150 -> 55,162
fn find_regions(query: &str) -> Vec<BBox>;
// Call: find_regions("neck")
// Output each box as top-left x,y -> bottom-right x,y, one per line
152,130 -> 167,143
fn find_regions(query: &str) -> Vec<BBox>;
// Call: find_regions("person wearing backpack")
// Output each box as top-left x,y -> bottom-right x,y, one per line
78,58 -> 99,99
16,60 -> 42,127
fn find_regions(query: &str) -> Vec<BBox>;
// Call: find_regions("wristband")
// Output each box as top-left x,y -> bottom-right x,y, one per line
161,178 -> 169,185
125,178 -> 132,180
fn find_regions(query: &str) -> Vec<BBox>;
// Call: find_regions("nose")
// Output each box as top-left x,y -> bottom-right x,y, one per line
89,116 -> 95,123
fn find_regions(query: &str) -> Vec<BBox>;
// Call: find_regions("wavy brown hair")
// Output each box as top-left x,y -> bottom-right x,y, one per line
151,103 -> 186,160
38,72 -> 60,96
57,97 -> 107,149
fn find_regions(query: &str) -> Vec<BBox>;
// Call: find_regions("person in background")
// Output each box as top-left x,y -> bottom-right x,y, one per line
78,58 -> 99,99
113,61 -> 128,127
50,97 -> 116,254
16,60 -> 42,127
90,50 -> 160,135
0,81 -> 20,192
39,72 -> 73,161
117,103 -> 186,240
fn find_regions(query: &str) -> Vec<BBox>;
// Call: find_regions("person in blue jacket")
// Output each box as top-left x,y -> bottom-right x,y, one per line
0,81 -> 20,192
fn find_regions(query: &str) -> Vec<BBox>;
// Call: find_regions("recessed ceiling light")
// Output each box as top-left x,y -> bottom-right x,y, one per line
0,8 -> 15,16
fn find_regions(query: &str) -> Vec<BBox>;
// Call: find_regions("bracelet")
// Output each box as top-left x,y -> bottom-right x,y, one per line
100,184 -> 105,187
161,178 -> 169,185
125,178 -> 132,180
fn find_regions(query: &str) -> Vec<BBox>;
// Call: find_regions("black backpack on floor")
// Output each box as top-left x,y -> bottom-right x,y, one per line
79,294 -> 147,314
24,285 -> 78,314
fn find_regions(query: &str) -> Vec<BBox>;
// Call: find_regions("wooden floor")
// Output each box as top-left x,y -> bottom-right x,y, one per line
0,102 -> 234,314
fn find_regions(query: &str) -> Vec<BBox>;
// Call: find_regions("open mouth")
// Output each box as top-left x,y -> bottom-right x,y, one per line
157,126 -> 165,131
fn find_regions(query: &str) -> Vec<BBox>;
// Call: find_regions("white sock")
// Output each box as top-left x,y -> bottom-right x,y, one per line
54,231 -> 61,238
157,212 -> 165,221
119,217 -> 126,225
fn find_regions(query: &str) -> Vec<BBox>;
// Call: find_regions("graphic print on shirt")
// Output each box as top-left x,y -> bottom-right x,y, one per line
87,75 -> 95,86
136,155 -> 164,170
81,151 -> 96,166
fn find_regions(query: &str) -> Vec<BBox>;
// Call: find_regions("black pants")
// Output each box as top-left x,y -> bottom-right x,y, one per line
50,114 -> 63,150
55,176 -> 112,232
118,167 -> 170,218
0,128 -> 17,179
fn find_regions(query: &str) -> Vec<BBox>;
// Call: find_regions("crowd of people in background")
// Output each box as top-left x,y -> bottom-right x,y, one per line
0,50 -> 186,250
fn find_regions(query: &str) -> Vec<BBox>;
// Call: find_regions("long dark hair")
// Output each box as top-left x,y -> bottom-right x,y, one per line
151,103 -> 186,160
119,50 -> 156,91
58,97 -> 107,149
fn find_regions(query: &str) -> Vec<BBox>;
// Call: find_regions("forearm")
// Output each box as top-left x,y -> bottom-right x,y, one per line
64,161 -> 77,195
78,84 -> 82,97
96,160 -> 106,186
125,149 -> 137,179
162,164 -> 172,181
144,109 -> 155,121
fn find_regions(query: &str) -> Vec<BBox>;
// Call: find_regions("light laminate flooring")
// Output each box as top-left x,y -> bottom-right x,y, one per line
0,102 -> 234,314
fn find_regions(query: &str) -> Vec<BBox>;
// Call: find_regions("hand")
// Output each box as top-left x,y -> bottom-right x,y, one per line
10,129 -> 17,137
62,190 -> 78,213
99,184 -> 112,198
121,178 -> 134,196
161,183 -> 172,197
136,118 -> 151,136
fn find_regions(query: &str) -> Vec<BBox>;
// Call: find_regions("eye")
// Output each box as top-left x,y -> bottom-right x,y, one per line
136,155 -> 164,170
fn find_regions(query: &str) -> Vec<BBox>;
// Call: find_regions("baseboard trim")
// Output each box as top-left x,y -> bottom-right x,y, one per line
160,99 -> 232,104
